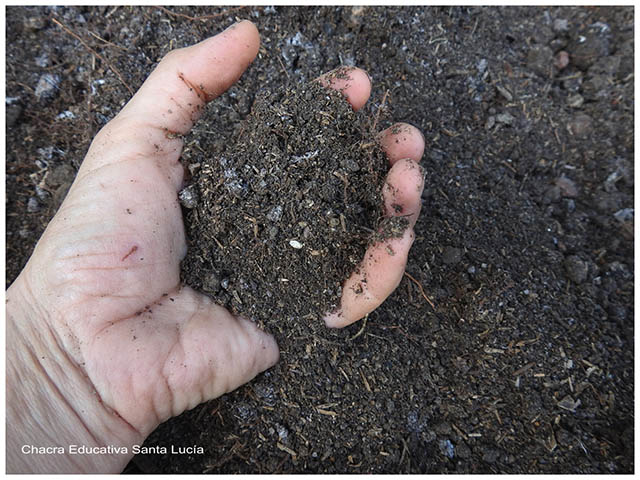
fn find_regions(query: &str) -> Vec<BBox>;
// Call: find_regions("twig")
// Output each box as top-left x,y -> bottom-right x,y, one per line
277,53 -> 290,80
155,5 -> 248,21
348,314 -> 368,341
371,89 -> 390,133
88,31 -> 129,52
51,18 -> 133,96
404,272 -> 436,309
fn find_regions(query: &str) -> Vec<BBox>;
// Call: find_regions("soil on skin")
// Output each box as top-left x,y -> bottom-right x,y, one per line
180,77 -> 405,327
6,6 -> 634,474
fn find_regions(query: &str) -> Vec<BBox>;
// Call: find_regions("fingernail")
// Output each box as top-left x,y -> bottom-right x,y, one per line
223,21 -> 240,32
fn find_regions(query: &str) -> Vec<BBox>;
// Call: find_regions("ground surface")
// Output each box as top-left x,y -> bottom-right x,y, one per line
6,6 -> 634,474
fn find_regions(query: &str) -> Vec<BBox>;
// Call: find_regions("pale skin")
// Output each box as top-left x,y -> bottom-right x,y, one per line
6,21 -> 425,473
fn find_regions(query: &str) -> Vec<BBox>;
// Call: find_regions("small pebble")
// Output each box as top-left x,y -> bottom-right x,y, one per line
34,73 -> 60,101
178,185 -> 198,209
27,196 -> 40,212
266,205 -> 283,222
567,93 -> 584,108
203,272 -> 220,292
555,176 -> 578,198
289,240 -> 303,249
438,439 -> 455,459
496,112 -> 515,125
554,50 -> 570,70
564,255 -> 588,284
553,18 -> 569,33
496,85 -> 513,102
567,113 -> 593,138
442,246 -> 462,265
526,44 -> 553,77
613,208 -> 633,223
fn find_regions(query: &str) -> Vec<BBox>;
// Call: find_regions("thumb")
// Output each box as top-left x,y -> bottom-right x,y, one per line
155,287 -> 279,422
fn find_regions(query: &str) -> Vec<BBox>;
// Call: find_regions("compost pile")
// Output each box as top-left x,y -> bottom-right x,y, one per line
180,74 -> 402,326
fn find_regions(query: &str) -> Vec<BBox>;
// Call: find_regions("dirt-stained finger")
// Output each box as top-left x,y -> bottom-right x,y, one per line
316,66 -> 372,111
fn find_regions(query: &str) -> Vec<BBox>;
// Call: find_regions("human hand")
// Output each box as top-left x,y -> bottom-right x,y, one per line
6,21 -> 277,474
6,19 -> 423,473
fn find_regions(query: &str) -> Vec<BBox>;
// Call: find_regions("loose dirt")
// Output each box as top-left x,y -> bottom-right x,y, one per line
180,75 -> 405,328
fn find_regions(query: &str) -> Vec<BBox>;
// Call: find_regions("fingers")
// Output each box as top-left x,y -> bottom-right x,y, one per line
382,158 -> 425,226
325,227 -> 415,328
317,67 -> 371,111
377,123 -> 425,165
119,20 -> 260,134
324,159 -> 424,328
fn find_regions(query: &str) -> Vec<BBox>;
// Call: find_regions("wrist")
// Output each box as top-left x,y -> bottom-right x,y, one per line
6,276 -> 144,473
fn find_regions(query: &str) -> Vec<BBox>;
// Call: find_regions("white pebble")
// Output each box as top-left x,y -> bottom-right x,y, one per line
289,240 -> 303,249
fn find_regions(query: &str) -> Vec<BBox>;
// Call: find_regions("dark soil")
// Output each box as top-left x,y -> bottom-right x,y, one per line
180,76 -> 401,327
6,6 -> 634,474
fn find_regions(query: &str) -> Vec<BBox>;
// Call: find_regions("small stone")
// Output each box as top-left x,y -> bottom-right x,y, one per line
46,163 -> 75,187
27,196 -> 40,213
289,240 -> 303,249
482,448 -> 500,464
569,31 -> 610,71
554,51 -> 570,70
485,115 -> 496,130
542,185 -> 561,204
567,113 -> 593,138
554,176 -> 578,198
526,44 -> 553,77
23,16 -> 46,31
340,158 -> 360,172
35,52 -> 50,68
438,439 -> 455,459
477,58 -> 488,74
550,38 -> 568,53
34,73 -> 60,101
564,255 -> 588,284
56,110 -> 76,121
567,93 -> 584,108
613,208 -> 633,223
557,395 -> 581,412
349,6 -> 366,27
203,272 -> 220,292
434,421 -> 452,435
35,185 -> 50,201
582,74 -> 609,101
178,185 -> 198,209
442,246 -> 462,265
496,112 -> 515,125
553,18 -> 569,33
266,205 -> 283,222
496,85 -> 513,102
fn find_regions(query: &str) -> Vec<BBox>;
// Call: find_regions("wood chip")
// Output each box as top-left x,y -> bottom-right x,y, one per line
316,408 -> 338,417
484,347 -> 504,354
513,362 -> 535,376
277,442 -> 297,458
